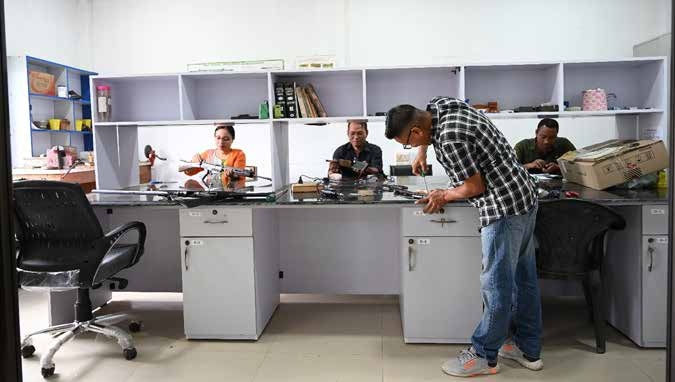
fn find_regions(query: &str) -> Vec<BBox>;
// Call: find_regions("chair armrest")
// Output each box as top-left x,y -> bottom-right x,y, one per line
102,221 -> 147,266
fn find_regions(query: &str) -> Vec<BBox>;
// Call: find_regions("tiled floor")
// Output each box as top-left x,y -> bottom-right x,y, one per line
18,291 -> 665,381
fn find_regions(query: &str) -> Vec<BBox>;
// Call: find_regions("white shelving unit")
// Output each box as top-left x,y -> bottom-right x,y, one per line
89,57 -> 667,189
8,56 -> 97,167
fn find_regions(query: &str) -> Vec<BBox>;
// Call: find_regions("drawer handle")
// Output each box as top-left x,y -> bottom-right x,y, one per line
429,218 -> 457,227
648,246 -> 654,272
203,219 -> 229,224
408,246 -> 415,272
184,245 -> 190,271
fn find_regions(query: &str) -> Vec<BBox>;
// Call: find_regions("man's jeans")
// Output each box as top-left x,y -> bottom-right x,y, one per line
471,205 -> 542,362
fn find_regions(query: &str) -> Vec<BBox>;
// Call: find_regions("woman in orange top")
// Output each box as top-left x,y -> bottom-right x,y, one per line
190,123 -> 246,187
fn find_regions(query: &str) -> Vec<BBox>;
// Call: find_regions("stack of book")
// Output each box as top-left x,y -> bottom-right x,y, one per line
273,82 -> 327,118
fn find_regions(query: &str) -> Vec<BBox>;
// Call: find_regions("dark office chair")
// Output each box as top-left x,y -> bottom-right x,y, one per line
13,181 -> 147,378
534,199 -> 625,354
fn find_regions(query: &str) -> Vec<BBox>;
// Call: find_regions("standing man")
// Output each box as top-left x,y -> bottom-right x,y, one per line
385,98 -> 543,377
514,118 -> 576,174
328,119 -> 383,178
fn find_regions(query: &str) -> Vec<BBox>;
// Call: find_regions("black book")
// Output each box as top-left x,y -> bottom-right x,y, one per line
284,83 -> 297,118
274,82 -> 286,118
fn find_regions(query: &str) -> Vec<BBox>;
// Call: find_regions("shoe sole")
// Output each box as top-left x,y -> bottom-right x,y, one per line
441,364 -> 501,377
498,351 -> 544,371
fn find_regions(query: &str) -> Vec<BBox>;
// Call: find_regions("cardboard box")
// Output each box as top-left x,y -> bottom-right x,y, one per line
29,71 -> 56,96
557,139 -> 669,190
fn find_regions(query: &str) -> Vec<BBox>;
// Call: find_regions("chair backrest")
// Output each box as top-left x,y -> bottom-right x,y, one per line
535,199 -> 626,279
13,181 -> 104,272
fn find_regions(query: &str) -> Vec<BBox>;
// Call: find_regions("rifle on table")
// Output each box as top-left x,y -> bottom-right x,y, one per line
179,160 -> 272,184
92,186 -> 275,208
380,183 -> 425,200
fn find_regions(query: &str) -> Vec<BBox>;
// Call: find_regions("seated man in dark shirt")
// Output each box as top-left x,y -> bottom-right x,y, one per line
329,120 -> 383,178
514,118 -> 576,174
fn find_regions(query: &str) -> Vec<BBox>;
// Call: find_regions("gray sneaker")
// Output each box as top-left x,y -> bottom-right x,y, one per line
498,339 -> 543,371
441,347 -> 500,377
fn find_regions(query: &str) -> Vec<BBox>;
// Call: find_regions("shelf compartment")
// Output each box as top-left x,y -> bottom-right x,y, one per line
180,72 -> 268,120
365,67 -> 461,116
563,59 -> 666,110
270,69 -> 364,118
92,75 -> 181,122
465,63 -> 561,111
27,57 -> 67,95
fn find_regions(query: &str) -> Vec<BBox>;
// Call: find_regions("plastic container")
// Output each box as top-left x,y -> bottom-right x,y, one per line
582,88 -> 608,111
96,85 -> 112,122
49,119 -> 61,130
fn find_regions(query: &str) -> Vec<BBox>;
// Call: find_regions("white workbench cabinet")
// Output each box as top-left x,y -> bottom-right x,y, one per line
400,207 -> 482,343
179,207 -> 279,340
605,205 -> 669,347
180,237 -> 257,339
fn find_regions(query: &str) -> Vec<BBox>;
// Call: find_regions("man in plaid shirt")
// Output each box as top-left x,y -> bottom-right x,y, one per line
385,97 -> 542,377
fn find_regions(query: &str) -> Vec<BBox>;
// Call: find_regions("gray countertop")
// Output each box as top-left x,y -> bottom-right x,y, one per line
87,176 -> 668,207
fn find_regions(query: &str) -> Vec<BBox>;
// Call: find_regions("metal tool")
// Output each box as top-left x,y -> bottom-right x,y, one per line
420,170 -> 430,194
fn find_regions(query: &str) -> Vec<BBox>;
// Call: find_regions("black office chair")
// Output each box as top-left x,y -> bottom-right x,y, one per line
13,181 -> 147,378
535,199 -> 625,354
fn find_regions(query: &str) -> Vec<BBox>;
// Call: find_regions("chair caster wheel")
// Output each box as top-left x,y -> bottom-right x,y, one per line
41,366 -> 55,378
129,321 -> 142,333
21,344 -> 35,358
124,347 -> 137,360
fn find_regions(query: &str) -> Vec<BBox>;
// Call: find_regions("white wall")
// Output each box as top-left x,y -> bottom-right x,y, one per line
4,0 -> 92,69
349,0 -> 672,66
90,0 -> 346,74
89,0 -> 671,73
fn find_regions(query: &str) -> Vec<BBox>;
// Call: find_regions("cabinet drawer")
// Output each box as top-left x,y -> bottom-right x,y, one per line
179,207 -> 252,237
642,205 -> 668,235
401,207 -> 479,237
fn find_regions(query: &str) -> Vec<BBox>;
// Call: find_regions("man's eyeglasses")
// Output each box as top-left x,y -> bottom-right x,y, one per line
402,128 -> 413,150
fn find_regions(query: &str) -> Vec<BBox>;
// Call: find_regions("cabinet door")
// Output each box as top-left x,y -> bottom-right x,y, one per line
401,237 -> 482,343
180,237 -> 256,339
642,235 -> 668,345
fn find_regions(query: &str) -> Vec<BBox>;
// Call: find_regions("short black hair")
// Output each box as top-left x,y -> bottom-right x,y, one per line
347,119 -> 368,133
214,123 -> 235,140
385,104 -> 419,139
537,118 -> 559,131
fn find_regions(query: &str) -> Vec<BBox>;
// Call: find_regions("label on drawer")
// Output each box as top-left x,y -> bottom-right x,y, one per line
413,210 -> 426,216
188,211 -> 202,217
417,239 -> 431,245
190,239 -> 204,246
651,208 -> 666,215
656,237 -> 668,244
